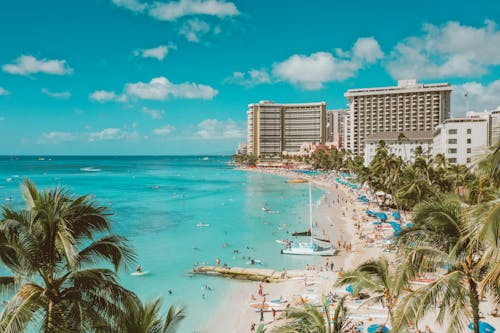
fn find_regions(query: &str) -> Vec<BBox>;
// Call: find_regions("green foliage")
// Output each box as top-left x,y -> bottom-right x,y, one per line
0,179 -> 137,333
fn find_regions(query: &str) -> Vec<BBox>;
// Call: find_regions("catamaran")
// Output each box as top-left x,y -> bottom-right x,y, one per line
281,184 -> 335,256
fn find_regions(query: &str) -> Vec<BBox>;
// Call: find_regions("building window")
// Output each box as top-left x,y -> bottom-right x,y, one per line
448,129 -> 457,134
467,138 -> 472,144
467,148 -> 471,154
466,158 -> 471,163
448,158 -> 457,163
467,128 -> 472,134
448,139 -> 457,144
447,148 -> 457,154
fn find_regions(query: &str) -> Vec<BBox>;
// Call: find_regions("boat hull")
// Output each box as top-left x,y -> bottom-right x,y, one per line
281,247 -> 335,256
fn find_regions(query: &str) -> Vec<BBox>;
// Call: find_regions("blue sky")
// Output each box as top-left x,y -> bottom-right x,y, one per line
0,0 -> 499,155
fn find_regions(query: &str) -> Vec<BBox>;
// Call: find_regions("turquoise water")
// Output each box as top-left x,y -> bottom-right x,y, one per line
0,156 -> 325,332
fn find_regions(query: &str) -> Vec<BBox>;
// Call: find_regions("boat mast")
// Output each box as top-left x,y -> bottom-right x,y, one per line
309,183 -> 313,244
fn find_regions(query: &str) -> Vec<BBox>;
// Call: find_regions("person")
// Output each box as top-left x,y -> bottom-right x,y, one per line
272,307 -> 276,320
330,262 -> 334,271
136,265 -> 142,273
258,284 -> 263,296
250,323 -> 256,332
216,258 -> 221,267
489,307 -> 499,317
259,308 -> 264,322
424,325 -> 432,333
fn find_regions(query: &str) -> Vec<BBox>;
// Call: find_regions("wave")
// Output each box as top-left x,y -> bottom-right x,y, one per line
80,167 -> 102,172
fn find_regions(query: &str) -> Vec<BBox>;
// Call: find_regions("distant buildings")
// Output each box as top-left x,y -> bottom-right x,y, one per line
344,79 -> 452,157
247,101 -> 326,157
364,131 -> 434,165
241,81 -> 498,166
326,109 -> 348,148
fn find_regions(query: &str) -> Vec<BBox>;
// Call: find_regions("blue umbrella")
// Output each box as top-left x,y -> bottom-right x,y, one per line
376,212 -> 388,221
468,321 -> 496,333
392,211 -> 400,219
345,285 -> 353,293
367,324 -> 390,333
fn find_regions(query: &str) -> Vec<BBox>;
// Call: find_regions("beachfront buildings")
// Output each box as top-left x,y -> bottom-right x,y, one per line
326,109 -> 348,148
344,79 -> 452,157
433,111 -> 497,165
246,101 -> 326,157
364,131 -> 434,165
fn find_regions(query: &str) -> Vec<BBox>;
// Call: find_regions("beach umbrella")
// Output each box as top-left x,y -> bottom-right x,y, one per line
406,223 -> 413,228
468,321 -> 496,333
376,212 -> 388,221
367,324 -> 390,333
375,191 -> 385,196
345,285 -> 354,293
392,211 -> 400,219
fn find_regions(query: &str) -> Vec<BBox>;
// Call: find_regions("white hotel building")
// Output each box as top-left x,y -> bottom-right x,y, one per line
433,111 -> 498,165
344,79 -> 452,157
247,101 -> 326,157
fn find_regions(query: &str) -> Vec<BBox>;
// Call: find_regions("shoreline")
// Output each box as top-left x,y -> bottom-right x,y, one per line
202,167 -> 387,333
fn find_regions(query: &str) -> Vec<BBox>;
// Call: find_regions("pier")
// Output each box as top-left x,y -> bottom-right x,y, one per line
192,266 -> 305,283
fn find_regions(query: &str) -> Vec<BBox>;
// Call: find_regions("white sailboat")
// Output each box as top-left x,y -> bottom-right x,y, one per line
281,184 -> 335,256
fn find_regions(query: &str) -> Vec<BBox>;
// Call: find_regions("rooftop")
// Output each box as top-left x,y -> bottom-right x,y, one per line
365,131 -> 435,142
344,80 -> 451,97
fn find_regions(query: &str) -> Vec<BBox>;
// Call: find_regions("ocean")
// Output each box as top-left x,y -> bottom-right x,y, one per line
0,156 -> 325,332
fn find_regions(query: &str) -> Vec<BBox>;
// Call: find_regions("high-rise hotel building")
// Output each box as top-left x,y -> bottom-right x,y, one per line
247,101 -> 326,156
344,79 -> 452,156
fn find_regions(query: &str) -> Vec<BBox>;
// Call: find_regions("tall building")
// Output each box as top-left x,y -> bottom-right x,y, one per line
433,116 -> 489,165
344,79 -> 452,156
247,101 -> 326,157
326,109 -> 348,148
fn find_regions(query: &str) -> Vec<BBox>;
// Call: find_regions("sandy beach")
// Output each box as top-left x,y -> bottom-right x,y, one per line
202,168 -> 388,332
202,167 -> 500,333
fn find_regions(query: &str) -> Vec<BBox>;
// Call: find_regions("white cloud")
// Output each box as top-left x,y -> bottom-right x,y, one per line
152,125 -> 175,135
2,55 -> 73,76
452,80 -> 500,116
148,0 -> 239,21
134,44 -> 176,60
38,131 -> 77,144
0,86 -> 9,96
41,88 -> 71,99
386,20 -> 500,79
142,107 -> 165,119
272,37 -> 383,90
179,18 -> 211,42
111,0 -> 147,12
89,90 -> 118,102
125,76 -> 218,100
196,119 -> 244,139
226,69 -> 271,87
87,128 -> 138,141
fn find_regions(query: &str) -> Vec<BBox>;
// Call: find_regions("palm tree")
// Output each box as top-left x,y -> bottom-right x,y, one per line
271,295 -> 351,333
394,197 -> 493,333
335,257 -> 406,327
0,179 -> 136,333
105,298 -> 186,333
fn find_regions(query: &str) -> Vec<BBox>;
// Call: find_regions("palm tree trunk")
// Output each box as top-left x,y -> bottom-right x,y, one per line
468,278 -> 480,333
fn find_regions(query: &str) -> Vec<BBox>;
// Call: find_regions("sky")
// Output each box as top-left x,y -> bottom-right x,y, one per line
0,0 -> 499,155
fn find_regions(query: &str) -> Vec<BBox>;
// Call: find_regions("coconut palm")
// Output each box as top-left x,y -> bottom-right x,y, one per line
103,298 -> 185,333
0,179 -> 136,333
271,295 -> 351,333
394,197 -> 493,333
335,257 -> 407,326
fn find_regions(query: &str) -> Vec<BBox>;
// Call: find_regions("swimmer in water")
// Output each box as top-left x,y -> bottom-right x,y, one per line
136,265 -> 142,273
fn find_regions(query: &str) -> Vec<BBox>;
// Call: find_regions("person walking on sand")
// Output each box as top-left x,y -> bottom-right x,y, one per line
259,308 -> 264,322
272,307 -> 276,320
258,284 -> 263,296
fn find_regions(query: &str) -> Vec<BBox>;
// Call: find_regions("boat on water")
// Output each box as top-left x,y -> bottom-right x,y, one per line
202,157 -> 209,160
281,184 -> 335,256
196,222 -> 210,227
288,178 -> 308,184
